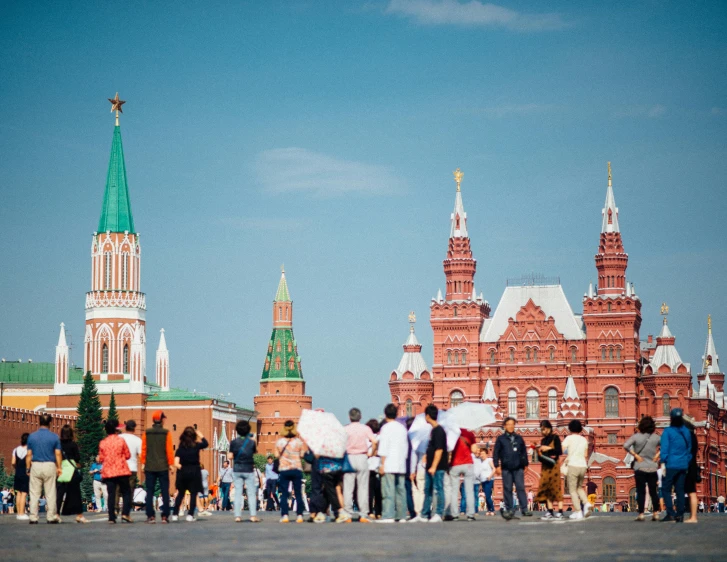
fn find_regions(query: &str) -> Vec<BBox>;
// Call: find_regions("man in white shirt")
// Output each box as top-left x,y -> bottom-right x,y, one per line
377,404 -> 409,523
120,420 -> 142,488
133,485 -> 147,510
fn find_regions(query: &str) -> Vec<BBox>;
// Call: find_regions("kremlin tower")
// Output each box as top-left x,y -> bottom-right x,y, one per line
254,268 -> 312,455
389,312 -> 433,417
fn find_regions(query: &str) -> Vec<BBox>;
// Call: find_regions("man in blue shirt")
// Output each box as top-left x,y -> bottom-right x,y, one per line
264,456 -> 279,511
89,457 -> 108,512
660,408 -> 692,523
26,414 -> 62,523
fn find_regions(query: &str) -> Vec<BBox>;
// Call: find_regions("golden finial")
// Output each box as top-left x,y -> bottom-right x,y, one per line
453,168 -> 463,192
408,311 -> 416,325
281,264 -> 285,274
108,92 -> 126,126
660,302 -> 669,323
607,161 -> 612,187
708,314 -> 712,333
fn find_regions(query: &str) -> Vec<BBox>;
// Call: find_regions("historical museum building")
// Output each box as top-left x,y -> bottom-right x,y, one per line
254,269 -> 313,455
1,98 -> 255,481
389,166 -> 726,508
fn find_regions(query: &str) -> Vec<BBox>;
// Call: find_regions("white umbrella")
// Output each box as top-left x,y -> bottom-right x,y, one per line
588,452 -> 621,468
448,402 -> 496,430
407,410 -> 461,454
296,409 -> 347,458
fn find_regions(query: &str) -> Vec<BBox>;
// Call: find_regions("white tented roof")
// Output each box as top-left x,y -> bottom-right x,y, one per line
394,328 -> 430,380
480,284 -> 585,342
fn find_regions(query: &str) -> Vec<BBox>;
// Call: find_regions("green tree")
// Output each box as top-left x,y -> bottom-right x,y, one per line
0,455 -> 14,489
107,389 -> 118,423
76,371 -> 105,501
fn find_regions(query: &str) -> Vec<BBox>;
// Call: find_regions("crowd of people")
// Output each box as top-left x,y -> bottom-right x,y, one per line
2,404 -> 721,526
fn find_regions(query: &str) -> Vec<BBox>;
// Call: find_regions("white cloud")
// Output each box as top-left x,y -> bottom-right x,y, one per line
612,104 -> 667,119
255,147 -> 406,197
385,0 -> 569,31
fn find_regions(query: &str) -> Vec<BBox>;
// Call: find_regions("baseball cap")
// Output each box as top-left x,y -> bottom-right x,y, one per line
152,410 -> 166,422
670,408 -> 684,418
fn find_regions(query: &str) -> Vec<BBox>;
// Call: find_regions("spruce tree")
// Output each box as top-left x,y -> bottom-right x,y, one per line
76,371 -> 104,501
107,389 -> 118,423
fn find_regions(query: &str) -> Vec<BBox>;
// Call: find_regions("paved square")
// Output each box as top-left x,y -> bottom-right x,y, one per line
0,512 -> 723,561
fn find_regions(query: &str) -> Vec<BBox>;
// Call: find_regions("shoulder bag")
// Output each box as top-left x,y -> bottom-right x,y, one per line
273,439 -> 291,473
57,448 -> 78,484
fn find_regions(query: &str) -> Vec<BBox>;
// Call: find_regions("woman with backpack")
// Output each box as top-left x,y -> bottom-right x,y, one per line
11,433 -> 30,520
623,415 -> 661,521
228,420 -> 260,523
276,420 -> 308,523
56,424 -> 87,523
172,426 -> 208,522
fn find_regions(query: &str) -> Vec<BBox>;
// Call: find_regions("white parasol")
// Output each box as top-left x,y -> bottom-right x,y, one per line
407,410 -> 461,454
588,452 -> 621,468
296,409 -> 347,458
448,402 -> 497,430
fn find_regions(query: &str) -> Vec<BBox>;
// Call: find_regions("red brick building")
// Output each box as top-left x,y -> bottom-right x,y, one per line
389,166 -> 726,508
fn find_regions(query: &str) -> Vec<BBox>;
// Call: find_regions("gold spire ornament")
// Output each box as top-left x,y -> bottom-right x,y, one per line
408,311 -> 416,331
607,161 -> 612,187
660,302 -> 669,323
708,314 -> 712,333
108,92 -> 126,126
453,168 -> 463,192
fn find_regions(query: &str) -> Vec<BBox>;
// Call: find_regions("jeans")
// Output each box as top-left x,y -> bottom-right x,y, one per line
219,481 -> 232,510
663,467 -> 687,518
421,470 -> 445,518
501,468 -> 528,513
448,464 -> 475,517
278,469 -> 304,517
634,470 -> 658,514
145,470 -> 170,518
233,472 -> 258,518
382,473 -> 407,520
265,478 -> 279,510
481,480 -> 495,512
405,476 -> 416,518
105,476 -> 131,522
368,472 -> 382,516
343,454 -> 369,516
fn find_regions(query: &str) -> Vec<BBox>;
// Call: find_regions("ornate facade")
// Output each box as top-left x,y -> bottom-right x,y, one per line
389,166 -> 727,507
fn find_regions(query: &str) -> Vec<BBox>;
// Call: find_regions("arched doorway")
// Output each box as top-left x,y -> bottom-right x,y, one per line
603,477 -> 616,505
629,487 -> 638,512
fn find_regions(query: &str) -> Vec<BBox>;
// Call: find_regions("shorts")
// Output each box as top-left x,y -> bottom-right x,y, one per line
200,488 -> 209,498
685,465 -> 698,495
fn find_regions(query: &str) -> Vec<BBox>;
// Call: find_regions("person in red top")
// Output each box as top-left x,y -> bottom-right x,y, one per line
446,428 -> 477,520
99,420 -> 132,524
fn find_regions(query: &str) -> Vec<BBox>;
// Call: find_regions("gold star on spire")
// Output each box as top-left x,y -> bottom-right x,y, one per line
453,168 -> 463,192
108,92 -> 126,126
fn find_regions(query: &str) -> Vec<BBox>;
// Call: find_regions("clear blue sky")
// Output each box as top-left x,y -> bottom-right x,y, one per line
1,1 -> 725,421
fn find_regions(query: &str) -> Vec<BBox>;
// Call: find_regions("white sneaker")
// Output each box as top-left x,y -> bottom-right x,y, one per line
398,518 -> 408,523
569,511 -> 584,520
377,518 -> 396,523
186,515 -> 196,522
198,511 -> 212,517
583,503 -> 593,518
171,515 -> 179,522
409,515 -> 426,522
428,514 -> 443,523
541,512 -> 554,520
554,512 -> 563,519
16,514 -> 29,520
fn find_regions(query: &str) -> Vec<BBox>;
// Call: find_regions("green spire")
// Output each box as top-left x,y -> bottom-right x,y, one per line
98,125 -> 135,233
275,268 -> 291,302
261,328 -> 303,380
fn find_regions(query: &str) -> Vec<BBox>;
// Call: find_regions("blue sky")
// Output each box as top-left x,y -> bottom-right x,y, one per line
1,1 -> 725,421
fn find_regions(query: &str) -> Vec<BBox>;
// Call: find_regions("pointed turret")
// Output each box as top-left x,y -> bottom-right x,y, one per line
560,375 -> 584,419
703,315 -> 721,375
450,169 -> 468,238
55,323 -> 69,386
594,162 -> 629,296
263,268 -> 302,380
601,162 -> 620,233
648,305 -> 687,374
275,266 -> 291,302
98,122 -> 135,234
155,328 -> 170,391
393,313 -> 430,380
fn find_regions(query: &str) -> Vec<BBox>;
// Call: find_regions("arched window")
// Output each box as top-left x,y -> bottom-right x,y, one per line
609,347 -> 614,361
122,344 -> 129,374
265,359 -> 270,371
533,349 -> 538,362
490,350 -> 496,364
508,390 -> 517,417
629,487 -> 638,512
450,390 -> 464,407
102,344 -> 109,373
616,348 -> 621,361
447,352 -> 452,365
605,387 -> 619,418
525,348 -> 531,362
601,347 -> 606,361
405,399 -> 413,417
603,477 -> 617,504
284,307 -> 288,320
662,394 -> 671,417
275,358 -> 281,370
548,389 -> 558,418
104,252 -> 111,290
461,351 -> 467,364
453,307 -> 458,317
608,302 -> 612,312
526,390 -> 540,419
571,348 -> 577,362
288,358 -> 295,370
509,348 -> 515,363
287,341 -> 292,352
454,352 -> 459,365
549,348 -> 555,361
122,254 -> 129,290
278,306 -> 282,320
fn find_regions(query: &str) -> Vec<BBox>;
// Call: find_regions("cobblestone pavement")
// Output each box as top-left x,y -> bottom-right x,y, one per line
0,512 -> 723,562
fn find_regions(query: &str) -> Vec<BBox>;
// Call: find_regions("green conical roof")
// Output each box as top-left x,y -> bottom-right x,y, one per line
275,271 -> 291,302
98,125 -> 135,233
261,328 -> 303,380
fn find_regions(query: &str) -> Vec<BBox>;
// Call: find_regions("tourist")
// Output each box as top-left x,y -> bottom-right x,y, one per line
99,419 -> 132,524
473,446 -> 495,516
26,413 -> 62,524
684,425 -> 701,524
141,410 -> 174,523
317,453 -> 348,523
133,484 -> 146,511
366,419 -> 382,519
446,424 -> 476,521
276,420 -> 307,523
218,460 -> 234,511
172,426 -> 208,522
586,479 -> 598,509
89,456 -> 107,512
493,417 -> 531,520
562,419 -> 591,520
718,494 -> 725,514
11,433 -> 30,520
404,417 -> 417,520
660,408 -> 692,522
377,403 -> 409,523
412,405 -> 448,523
228,420 -> 261,523
343,407 -> 375,522
534,420 -> 563,520
264,456 -> 279,511
198,463 -> 211,515
623,415 -> 660,521
56,424 -> 86,523
120,420 -> 142,490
